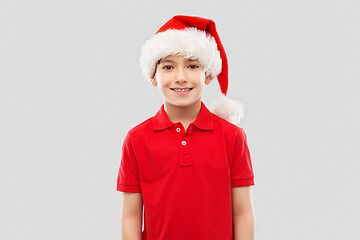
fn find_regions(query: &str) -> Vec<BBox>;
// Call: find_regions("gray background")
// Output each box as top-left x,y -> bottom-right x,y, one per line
1,0 -> 359,239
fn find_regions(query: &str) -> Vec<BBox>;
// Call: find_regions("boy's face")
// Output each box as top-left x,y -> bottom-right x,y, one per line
151,54 -> 213,109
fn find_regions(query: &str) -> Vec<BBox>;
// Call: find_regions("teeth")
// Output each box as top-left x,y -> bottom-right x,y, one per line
173,88 -> 191,92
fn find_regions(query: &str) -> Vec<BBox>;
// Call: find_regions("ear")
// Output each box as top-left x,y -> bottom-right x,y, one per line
205,75 -> 214,85
150,75 -> 157,87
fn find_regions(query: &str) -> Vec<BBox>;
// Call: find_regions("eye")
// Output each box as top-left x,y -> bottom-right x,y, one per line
189,64 -> 199,69
162,65 -> 173,70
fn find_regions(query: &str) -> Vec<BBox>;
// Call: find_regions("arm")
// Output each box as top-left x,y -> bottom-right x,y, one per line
232,186 -> 255,240
121,192 -> 143,240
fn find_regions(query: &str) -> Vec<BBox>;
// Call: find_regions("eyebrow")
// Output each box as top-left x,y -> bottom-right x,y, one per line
160,59 -> 175,63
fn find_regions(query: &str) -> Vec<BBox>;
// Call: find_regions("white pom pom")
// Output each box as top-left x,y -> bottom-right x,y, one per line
210,95 -> 245,126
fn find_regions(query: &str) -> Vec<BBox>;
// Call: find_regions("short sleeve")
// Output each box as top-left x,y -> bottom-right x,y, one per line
231,127 -> 255,187
116,132 -> 141,192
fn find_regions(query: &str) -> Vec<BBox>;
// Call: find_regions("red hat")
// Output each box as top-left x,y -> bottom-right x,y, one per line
140,15 -> 229,95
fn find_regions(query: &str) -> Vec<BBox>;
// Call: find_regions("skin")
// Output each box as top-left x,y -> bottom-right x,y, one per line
150,54 -> 214,131
121,192 -> 143,240
232,186 -> 255,240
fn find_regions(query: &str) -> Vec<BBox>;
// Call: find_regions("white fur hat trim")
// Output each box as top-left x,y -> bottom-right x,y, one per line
139,27 -> 222,81
210,95 -> 245,126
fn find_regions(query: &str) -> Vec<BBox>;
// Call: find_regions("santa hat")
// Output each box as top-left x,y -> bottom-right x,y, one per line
139,15 -> 245,126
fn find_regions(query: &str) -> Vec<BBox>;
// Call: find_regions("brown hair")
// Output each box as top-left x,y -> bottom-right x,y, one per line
153,59 -> 161,75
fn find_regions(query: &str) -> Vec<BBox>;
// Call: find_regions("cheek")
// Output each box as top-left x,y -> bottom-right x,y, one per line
160,77 -> 172,86
198,81 -> 205,89
157,76 -> 171,88
193,73 -> 206,85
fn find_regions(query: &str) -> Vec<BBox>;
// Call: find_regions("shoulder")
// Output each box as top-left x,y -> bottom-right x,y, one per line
211,112 -> 248,146
212,112 -> 243,134
122,117 -> 154,148
127,116 -> 154,137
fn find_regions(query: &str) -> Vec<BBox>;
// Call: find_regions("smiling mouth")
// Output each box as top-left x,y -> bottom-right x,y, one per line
170,88 -> 193,92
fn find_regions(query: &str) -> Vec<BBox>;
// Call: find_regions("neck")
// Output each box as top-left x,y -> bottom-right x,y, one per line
164,100 -> 201,124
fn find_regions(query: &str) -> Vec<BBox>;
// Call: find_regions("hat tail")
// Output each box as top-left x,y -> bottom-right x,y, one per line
210,95 -> 245,126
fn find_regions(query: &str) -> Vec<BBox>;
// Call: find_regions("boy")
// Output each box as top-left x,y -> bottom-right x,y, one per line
117,15 -> 255,240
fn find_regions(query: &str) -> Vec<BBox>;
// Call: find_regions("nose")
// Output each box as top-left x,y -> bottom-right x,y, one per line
175,68 -> 187,83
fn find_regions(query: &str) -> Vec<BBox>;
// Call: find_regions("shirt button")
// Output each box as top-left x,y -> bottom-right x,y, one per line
182,140 -> 187,146
176,127 -> 181,132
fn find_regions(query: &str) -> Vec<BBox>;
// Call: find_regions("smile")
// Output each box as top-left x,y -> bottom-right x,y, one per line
170,88 -> 193,95
171,88 -> 193,92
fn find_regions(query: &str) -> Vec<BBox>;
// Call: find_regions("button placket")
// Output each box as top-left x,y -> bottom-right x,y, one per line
185,123 -> 194,134
180,136 -> 192,166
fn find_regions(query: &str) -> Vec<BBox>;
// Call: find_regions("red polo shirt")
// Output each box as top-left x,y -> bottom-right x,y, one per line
117,101 -> 254,240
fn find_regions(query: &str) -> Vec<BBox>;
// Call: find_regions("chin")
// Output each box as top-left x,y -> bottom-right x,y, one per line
170,99 -> 200,107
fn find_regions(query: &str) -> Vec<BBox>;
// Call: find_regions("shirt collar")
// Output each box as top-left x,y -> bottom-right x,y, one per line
152,101 -> 214,131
